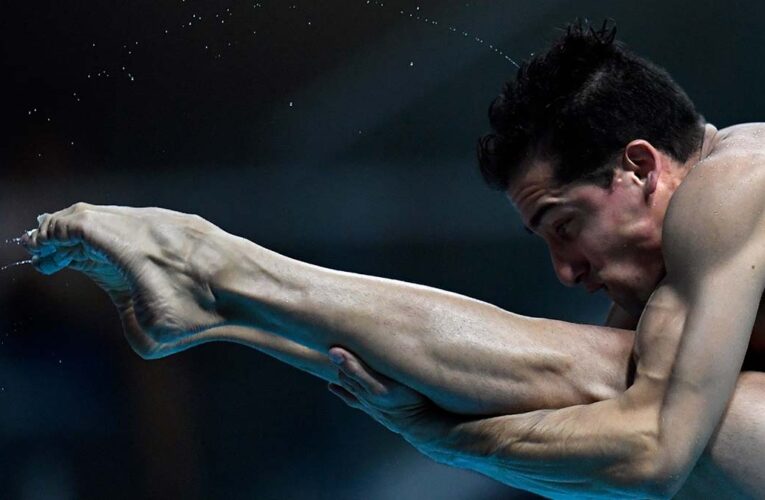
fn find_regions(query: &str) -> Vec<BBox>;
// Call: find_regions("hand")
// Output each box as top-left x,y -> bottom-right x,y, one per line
21,203 -> 231,358
327,346 -> 443,446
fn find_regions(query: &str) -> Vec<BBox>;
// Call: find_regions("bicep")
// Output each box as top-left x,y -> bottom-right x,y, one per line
629,181 -> 765,478
638,262 -> 763,451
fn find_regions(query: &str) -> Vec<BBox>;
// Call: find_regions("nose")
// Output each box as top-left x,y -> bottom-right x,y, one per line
549,246 -> 589,287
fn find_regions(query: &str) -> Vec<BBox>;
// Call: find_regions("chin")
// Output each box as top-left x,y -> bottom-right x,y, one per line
607,287 -> 649,318
608,268 -> 665,316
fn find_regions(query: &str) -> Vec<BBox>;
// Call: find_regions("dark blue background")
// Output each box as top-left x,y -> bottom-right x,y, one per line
2,1 -> 762,498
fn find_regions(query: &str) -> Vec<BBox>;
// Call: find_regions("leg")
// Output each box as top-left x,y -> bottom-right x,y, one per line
210,238 -> 635,415
21,204 -> 633,414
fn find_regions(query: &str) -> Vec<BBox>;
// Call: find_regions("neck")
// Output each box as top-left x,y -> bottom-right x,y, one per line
688,123 -> 719,167
670,123 -> 719,188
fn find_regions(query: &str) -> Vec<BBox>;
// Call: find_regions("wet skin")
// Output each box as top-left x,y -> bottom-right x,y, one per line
18,123 -> 764,498
333,122 -> 765,497
509,124 -> 765,363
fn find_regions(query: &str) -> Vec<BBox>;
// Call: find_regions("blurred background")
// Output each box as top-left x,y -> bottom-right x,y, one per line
1,0 -> 763,498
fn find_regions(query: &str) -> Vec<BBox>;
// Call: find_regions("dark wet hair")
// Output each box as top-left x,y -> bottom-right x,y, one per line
477,19 -> 704,191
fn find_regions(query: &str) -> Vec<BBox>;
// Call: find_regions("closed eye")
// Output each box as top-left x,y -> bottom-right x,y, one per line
555,218 -> 573,239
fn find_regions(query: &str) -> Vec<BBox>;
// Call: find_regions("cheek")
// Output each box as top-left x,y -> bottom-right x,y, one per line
591,210 -> 647,252
578,218 -> 625,257
578,223 -> 648,273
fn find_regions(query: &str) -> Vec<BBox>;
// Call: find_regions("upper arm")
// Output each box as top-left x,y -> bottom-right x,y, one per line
497,166 -> 764,493
629,161 -> 765,484
412,162 -> 764,498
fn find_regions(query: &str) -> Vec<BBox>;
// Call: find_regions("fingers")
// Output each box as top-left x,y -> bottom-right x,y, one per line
328,383 -> 361,408
329,346 -> 390,396
338,370 -> 366,395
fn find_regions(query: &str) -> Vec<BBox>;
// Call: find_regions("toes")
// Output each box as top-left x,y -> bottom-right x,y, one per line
36,213 -> 50,225
30,246 -> 80,275
32,254 -> 66,275
37,213 -> 54,245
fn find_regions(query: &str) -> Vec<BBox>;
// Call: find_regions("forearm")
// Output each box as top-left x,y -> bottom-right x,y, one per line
404,400 -> 654,498
410,276 -> 761,496
210,234 -> 634,415
402,372 -> 765,499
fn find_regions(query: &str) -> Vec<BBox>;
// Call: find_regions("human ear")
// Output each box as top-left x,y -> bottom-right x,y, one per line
622,140 -> 659,196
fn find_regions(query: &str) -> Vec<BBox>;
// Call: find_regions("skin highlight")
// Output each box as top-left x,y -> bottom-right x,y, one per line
15,126 -> 764,497
508,129 -> 714,316
328,122 -> 765,497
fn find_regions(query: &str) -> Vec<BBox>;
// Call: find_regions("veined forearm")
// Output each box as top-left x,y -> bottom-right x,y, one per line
402,401 -> 649,497
400,360 -> 765,498
408,374 -> 765,499
209,234 -> 634,415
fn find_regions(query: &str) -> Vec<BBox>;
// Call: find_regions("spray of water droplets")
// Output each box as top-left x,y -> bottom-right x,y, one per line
23,2 -> 521,161
1,237 -> 32,271
0,260 -> 33,272
362,1 -> 520,68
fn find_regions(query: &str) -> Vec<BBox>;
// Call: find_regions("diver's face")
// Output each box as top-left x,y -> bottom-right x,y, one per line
508,159 -> 665,315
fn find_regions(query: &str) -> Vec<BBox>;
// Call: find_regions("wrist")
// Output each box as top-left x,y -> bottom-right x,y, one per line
402,406 -> 461,450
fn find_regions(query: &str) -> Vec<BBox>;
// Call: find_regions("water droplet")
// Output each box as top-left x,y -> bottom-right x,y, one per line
0,259 -> 33,272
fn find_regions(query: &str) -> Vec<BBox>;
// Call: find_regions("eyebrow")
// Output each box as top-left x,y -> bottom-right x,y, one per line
524,202 -> 560,233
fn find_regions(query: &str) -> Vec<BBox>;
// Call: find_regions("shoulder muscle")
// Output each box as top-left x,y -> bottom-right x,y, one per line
662,158 -> 764,287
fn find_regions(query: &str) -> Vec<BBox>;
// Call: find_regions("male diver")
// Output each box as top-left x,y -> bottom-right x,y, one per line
21,21 -> 764,498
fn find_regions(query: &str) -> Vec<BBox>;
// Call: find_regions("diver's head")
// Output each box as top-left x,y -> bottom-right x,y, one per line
478,20 -> 704,314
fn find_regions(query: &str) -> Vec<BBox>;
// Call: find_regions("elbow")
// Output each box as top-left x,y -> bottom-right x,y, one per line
647,453 -> 693,499
616,447 -> 691,499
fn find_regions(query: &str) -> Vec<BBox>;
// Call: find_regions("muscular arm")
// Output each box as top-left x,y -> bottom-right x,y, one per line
386,162 -> 765,497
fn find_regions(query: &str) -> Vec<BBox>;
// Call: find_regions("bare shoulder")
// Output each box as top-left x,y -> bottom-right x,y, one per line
662,124 -> 765,281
